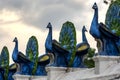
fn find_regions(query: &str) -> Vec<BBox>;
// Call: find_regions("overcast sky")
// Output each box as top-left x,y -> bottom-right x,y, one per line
0,0 -> 109,64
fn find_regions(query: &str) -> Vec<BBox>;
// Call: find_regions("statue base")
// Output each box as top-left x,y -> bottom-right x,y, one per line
13,74 -> 30,80
46,67 -> 67,80
30,76 -> 47,80
13,74 -> 47,80
93,56 -> 119,74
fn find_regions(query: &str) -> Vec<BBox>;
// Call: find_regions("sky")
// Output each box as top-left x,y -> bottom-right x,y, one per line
0,0 -> 109,64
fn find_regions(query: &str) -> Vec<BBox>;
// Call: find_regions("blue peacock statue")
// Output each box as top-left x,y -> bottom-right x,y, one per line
12,37 -> 31,75
73,26 -> 90,67
34,23 -> 53,75
45,23 -> 54,66
89,2 -> 120,56
45,22 -> 68,67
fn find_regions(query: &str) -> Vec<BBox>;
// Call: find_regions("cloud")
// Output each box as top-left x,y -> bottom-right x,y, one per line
0,19 -> 21,24
0,0 -> 91,30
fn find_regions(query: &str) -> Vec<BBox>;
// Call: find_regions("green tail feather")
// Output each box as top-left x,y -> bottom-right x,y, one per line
59,21 -> 77,67
105,0 -> 120,36
0,46 -> 9,80
26,36 -> 39,75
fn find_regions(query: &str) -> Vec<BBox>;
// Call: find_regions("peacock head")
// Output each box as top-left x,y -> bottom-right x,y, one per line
92,2 -> 98,10
82,26 -> 87,32
46,22 -> 52,29
13,37 -> 18,42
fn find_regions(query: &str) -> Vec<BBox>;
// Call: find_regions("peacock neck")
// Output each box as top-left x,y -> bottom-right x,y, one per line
45,27 -> 52,51
82,30 -> 88,43
49,27 -> 52,40
93,8 -> 98,25
14,41 -> 18,52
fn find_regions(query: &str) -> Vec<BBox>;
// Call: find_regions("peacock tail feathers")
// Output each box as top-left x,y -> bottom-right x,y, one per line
0,46 -> 9,80
26,36 -> 39,75
105,0 -> 120,36
59,21 -> 77,67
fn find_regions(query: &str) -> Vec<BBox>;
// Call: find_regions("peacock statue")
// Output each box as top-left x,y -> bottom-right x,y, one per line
73,26 -> 90,67
45,22 -> 69,67
45,23 -> 66,66
33,23 -> 54,75
45,22 -> 53,54
89,2 -> 120,56
45,23 -> 55,66
89,2 -> 104,54
12,37 -> 31,75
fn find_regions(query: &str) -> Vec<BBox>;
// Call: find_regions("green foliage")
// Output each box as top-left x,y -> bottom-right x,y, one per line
0,46 -> 9,80
84,48 -> 95,68
26,36 -> 39,75
105,0 -> 120,36
59,21 -> 77,67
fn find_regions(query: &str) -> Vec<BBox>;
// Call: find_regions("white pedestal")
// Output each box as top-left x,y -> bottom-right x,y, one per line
30,76 -> 47,80
46,67 -> 67,80
93,56 -> 119,74
13,74 -> 30,80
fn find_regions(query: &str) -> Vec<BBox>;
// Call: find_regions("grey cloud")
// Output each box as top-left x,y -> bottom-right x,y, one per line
0,0 -> 91,30
0,19 -> 21,25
